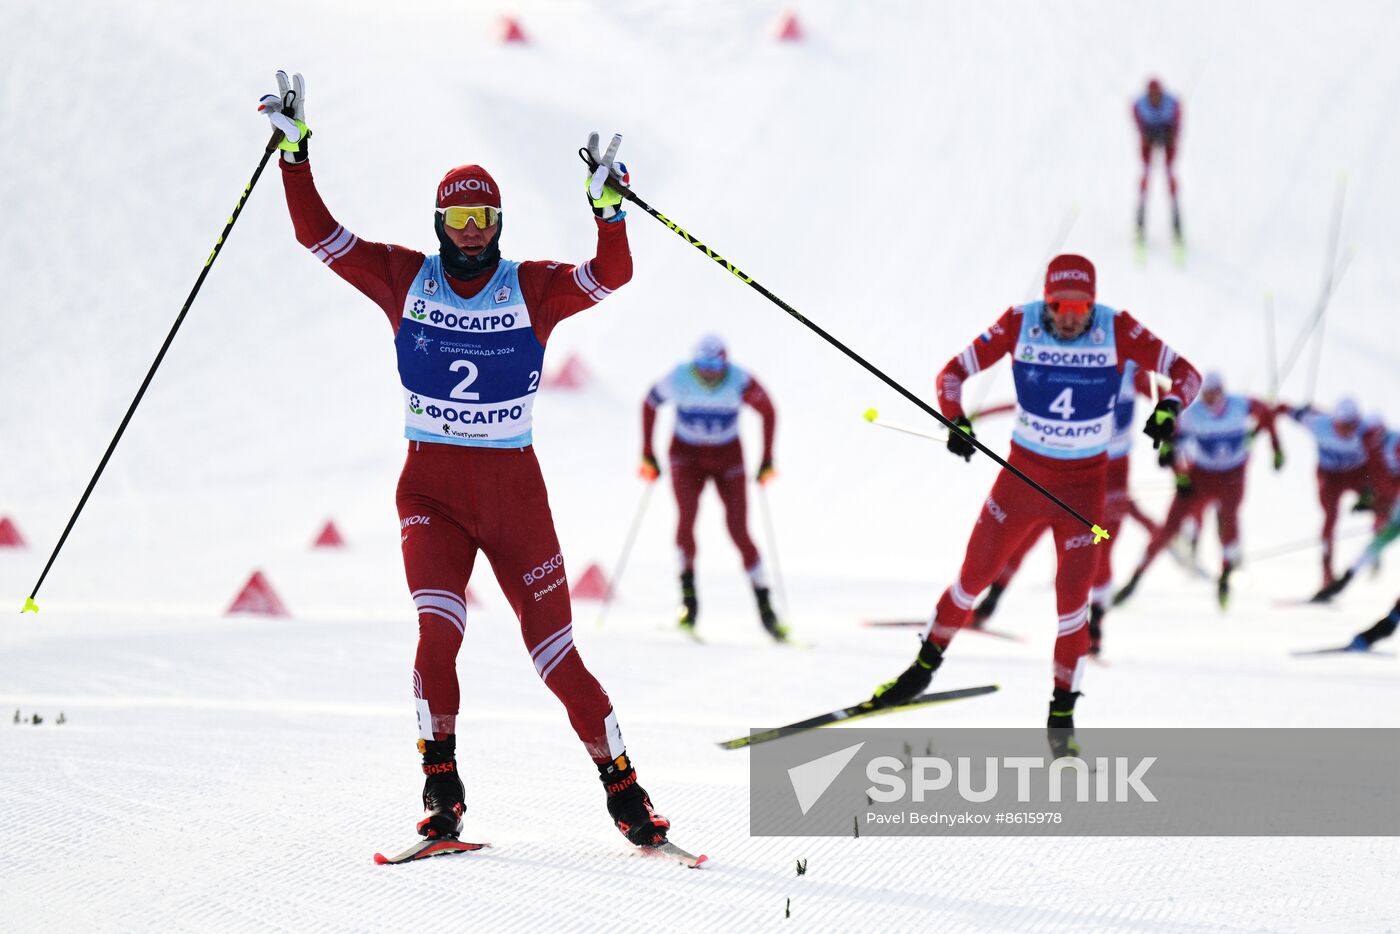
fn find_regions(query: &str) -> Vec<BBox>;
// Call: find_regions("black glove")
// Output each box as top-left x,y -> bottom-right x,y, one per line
1174,472 -> 1194,497
1143,399 -> 1180,467
756,459 -> 776,485
947,416 -> 976,462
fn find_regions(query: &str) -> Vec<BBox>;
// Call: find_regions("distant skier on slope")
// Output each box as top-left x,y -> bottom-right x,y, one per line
259,73 -> 673,851
868,255 -> 1200,755
1114,372 -> 1283,609
970,362 -> 1162,657
1133,77 -> 1183,244
1310,441 -> 1399,603
1276,398 -> 1383,587
640,335 -> 785,641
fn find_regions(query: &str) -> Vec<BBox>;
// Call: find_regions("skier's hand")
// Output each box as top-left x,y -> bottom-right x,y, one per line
1272,448 -> 1286,472
639,454 -> 660,482
1174,472 -> 1194,497
1143,399 -> 1180,466
947,416 -> 976,462
756,459 -> 776,486
258,71 -> 310,164
585,132 -> 629,220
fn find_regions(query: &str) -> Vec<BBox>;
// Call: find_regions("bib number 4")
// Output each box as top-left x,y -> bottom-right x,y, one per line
1049,387 -> 1076,420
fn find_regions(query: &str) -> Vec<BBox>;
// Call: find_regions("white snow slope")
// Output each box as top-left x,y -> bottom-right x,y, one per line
2,1 -> 1399,931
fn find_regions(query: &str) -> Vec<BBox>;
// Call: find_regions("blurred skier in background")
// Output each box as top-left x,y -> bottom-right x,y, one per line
1114,372 -> 1283,609
260,73 -> 673,852
640,336 -> 785,641
1277,398 -> 1381,587
869,255 -> 1199,754
1133,77 -> 1183,245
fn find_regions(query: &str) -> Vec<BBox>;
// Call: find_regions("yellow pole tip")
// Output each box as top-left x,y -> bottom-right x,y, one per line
1091,525 -> 1111,544
862,408 -> 879,422
21,597 -> 39,614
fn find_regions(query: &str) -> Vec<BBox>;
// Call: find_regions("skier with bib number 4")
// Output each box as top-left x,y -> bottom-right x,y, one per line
867,255 -> 1199,755
259,73 -> 685,862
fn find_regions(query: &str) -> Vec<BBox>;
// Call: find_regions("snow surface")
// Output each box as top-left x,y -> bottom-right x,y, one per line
2,0 -> 1399,930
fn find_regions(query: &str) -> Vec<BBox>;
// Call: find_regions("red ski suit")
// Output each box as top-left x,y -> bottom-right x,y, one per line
281,159 -> 632,762
641,376 -> 776,572
931,306 -> 1199,690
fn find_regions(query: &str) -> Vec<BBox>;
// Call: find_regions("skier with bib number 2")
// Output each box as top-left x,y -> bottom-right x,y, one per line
260,72 -> 673,854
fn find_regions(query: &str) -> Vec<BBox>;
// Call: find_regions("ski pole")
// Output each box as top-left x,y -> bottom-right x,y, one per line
755,482 -> 788,616
582,147 -> 1109,544
1263,292 -> 1279,402
595,481 -> 656,628
863,407 -> 948,443
1278,175 -> 1352,391
21,130 -> 285,614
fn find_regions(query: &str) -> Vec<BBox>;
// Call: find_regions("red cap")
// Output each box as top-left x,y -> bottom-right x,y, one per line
1044,254 -> 1096,302
436,165 -> 502,209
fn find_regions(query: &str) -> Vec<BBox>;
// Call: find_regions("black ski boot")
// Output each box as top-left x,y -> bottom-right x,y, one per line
1047,688 -> 1082,759
598,753 -> 669,846
1088,604 -> 1105,656
1350,603 -> 1400,651
1135,200 -> 1146,241
417,737 -> 465,839
755,585 -> 789,642
1217,561 -> 1234,610
677,570 -> 698,634
1113,570 -> 1143,607
1171,201 -> 1183,241
972,583 -> 1006,626
871,640 -> 943,707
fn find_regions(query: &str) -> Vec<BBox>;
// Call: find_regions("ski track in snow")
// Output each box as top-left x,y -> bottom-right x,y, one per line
3,0 -> 1400,930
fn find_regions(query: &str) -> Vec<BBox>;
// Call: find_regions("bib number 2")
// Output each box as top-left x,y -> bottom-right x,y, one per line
449,360 -> 481,401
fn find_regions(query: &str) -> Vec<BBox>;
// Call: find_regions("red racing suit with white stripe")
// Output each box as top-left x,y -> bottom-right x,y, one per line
928,303 -> 1199,691
280,158 -> 633,762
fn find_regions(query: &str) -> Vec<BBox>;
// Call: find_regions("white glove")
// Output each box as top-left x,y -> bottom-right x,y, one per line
585,132 -> 629,219
257,71 -> 309,164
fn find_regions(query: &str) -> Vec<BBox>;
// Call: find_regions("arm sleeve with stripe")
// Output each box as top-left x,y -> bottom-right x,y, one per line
279,161 -> 425,328
1113,310 -> 1201,409
519,216 -> 634,346
936,307 -> 1021,419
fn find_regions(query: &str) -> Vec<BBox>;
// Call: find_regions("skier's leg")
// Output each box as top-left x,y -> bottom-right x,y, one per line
1318,470 -> 1343,584
1045,466 -> 1107,755
397,449 -> 478,839
973,525 -> 1043,623
1215,470 -> 1246,570
669,446 -> 704,574
925,476 -> 1046,649
1116,484 -> 1199,603
398,485 -> 477,743
714,450 -> 762,574
481,449 -> 669,844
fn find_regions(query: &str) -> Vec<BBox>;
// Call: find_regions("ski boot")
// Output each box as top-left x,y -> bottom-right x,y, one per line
1113,570 -> 1143,607
417,737 -> 465,839
870,640 -> 943,708
677,570 -> 698,635
1312,569 -> 1352,604
1217,561 -> 1233,610
1087,604 -> 1105,657
755,585 -> 789,642
598,753 -> 669,846
1350,607 -> 1399,651
1046,688 -> 1082,759
971,583 -> 1006,626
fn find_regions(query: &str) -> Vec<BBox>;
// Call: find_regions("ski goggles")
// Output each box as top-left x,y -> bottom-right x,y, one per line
1046,299 -> 1092,317
436,205 -> 501,230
